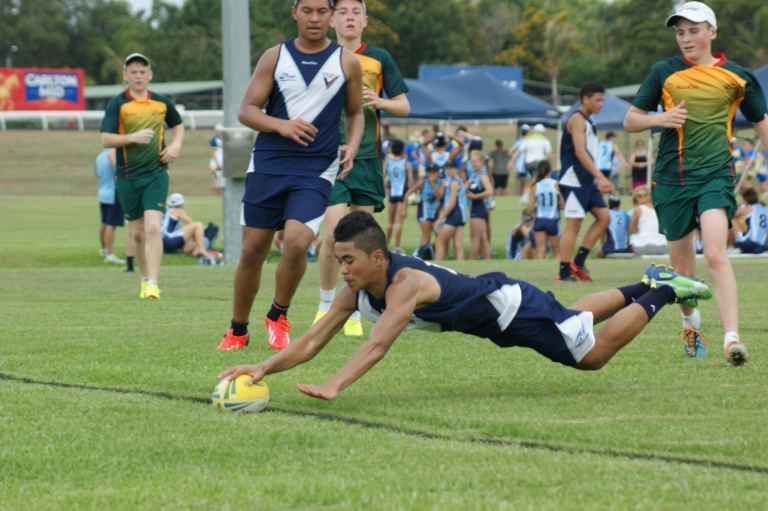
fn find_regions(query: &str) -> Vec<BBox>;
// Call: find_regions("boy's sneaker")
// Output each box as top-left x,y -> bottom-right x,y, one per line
266,315 -> 291,351
556,274 -> 580,283
145,283 -> 161,300
344,318 -> 364,336
679,321 -> 708,358
570,261 -> 594,282
139,281 -> 147,299
217,329 -> 249,351
104,253 -> 125,264
641,264 -> 712,304
725,340 -> 750,367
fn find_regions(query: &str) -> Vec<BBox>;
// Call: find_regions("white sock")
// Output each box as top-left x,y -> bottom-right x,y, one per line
681,309 -> 700,329
318,288 -> 335,312
147,279 -> 158,286
141,276 -> 149,283
348,310 -> 361,322
724,331 -> 739,348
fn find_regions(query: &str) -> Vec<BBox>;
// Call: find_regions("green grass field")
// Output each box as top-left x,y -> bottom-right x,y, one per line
1,130 -> 767,510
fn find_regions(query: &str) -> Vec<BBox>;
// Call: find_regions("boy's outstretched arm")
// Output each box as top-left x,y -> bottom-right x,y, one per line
297,273 -> 421,400
217,287 -> 356,385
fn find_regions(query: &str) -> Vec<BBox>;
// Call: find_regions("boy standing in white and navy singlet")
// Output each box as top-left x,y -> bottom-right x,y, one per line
557,82 -> 613,283
219,211 -> 713,401
217,0 -> 364,352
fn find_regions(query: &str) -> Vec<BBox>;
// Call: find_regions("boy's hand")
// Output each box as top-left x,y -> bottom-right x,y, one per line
660,100 -> 687,129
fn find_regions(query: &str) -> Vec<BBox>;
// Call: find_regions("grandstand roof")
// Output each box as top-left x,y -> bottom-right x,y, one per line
85,80 -> 224,99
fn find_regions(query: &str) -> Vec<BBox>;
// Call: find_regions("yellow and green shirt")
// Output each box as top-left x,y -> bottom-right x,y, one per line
101,90 -> 183,180
340,43 -> 408,160
633,54 -> 767,186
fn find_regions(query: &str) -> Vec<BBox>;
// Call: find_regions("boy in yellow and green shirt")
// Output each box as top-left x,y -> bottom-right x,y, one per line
625,2 -> 768,366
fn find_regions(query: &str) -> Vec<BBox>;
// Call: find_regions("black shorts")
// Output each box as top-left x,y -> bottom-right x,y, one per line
492,174 -> 509,189
100,201 -> 124,227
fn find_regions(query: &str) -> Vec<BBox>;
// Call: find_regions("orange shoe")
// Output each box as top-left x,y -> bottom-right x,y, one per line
217,329 -> 249,351
265,315 -> 291,351
570,261 -> 594,282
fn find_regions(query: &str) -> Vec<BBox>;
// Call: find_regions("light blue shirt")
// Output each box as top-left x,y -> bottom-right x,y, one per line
607,209 -> 630,250
597,140 -> 614,171
94,149 -> 115,205
534,178 -> 559,220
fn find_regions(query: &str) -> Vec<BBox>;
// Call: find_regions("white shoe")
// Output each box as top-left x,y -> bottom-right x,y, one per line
105,253 -> 125,264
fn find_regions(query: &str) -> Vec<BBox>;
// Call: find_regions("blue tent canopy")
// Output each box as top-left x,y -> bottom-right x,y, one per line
389,70 -> 560,121
563,92 -> 634,131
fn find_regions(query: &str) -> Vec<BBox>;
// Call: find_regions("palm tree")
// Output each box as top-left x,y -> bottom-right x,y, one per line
735,4 -> 768,69
543,16 -> 578,106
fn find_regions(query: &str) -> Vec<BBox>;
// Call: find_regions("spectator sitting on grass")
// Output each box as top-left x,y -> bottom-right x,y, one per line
161,193 -> 220,262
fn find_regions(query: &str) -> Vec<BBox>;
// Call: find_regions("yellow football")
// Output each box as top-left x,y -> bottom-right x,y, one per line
212,375 -> 270,413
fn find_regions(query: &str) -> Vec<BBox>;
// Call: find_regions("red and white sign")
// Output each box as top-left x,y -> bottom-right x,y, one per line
0,67 -> 85,111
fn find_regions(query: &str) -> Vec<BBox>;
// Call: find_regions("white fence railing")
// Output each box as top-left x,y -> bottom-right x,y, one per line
0,109 -> 225,131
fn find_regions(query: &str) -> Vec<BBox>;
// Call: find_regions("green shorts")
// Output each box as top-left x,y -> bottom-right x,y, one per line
116,171 -> 170,221
328,158 -> 385,212
652,175 -> 736,241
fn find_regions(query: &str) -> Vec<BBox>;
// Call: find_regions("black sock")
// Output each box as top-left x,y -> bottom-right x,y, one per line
559,262 -> 572,279
635,287 -> 676,321
574,247 -> 590,267
126,256 -> 134,272
267,300 -> 289,322
231,320 -> 249,337
618,282 -> 651,307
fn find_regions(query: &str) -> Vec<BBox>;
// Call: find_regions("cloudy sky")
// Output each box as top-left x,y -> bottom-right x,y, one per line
126,0 -> 184,13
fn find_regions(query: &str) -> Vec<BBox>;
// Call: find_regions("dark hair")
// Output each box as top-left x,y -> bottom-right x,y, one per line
580,81 -> 605,100
608,194 -> 621,209
742,187 -> 759,205
495,139 -> 504,147
606,131 -> 616,139
334,211 -> 389,258
426,164 -> 439,172
536,160 -> 552,182
390,139 -> 405,156
294,0 -> 334,7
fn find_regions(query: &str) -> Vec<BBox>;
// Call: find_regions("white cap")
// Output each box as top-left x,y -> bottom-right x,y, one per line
214,123 -> 224,132
167,193 -> 185,207
666,2 -> 717,30
533,124 -> 546,133
124,53 -> 150,68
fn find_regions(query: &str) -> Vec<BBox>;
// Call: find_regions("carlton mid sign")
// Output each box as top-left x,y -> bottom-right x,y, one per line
0,68 -> 85,111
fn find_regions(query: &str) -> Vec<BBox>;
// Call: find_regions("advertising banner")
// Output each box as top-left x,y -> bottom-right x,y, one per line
0,67 -> 85,111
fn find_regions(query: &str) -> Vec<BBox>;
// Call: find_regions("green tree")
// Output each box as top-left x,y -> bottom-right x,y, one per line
384,0 -> 475,77
604,0 -> 673,86
734,4 -> 768,69
494,7 -> 550,82
543,14 -> 578,105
